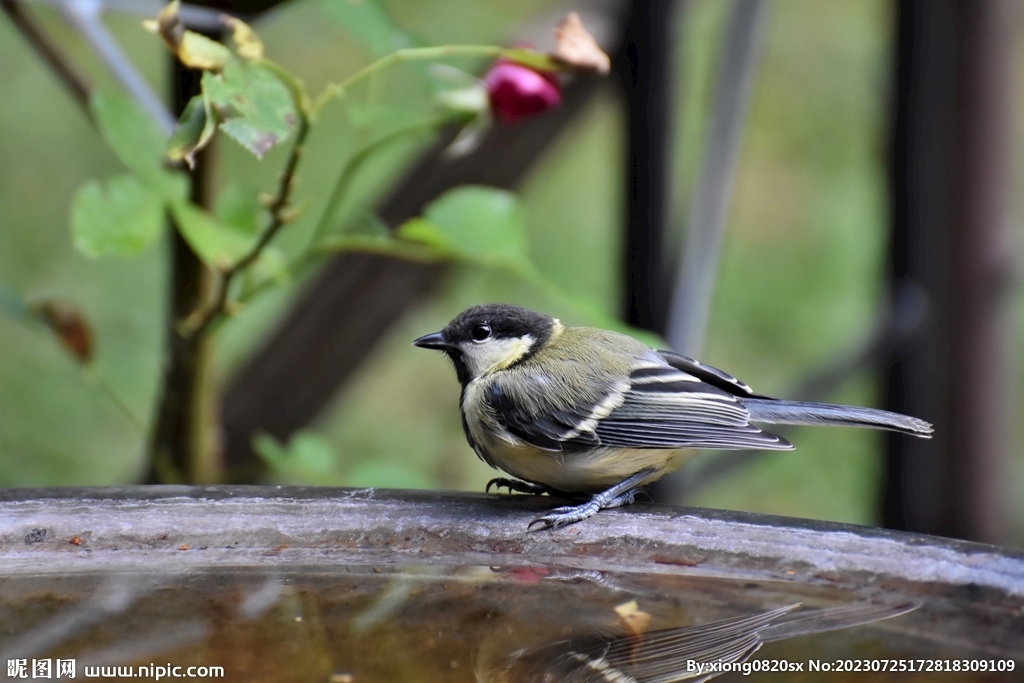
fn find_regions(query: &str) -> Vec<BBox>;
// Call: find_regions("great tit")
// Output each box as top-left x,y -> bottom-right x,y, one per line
475,600 -> 916,682
413,304 -> 933,530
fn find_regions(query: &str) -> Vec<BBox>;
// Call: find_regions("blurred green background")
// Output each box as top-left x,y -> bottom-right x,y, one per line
1,0 -> 1021,544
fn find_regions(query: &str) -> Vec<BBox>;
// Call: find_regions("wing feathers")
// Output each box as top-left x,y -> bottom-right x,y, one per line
658,350 -> 755,396
485,358 -> 791,453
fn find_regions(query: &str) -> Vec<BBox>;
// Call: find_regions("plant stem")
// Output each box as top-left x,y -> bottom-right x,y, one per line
183,115 -> 310,339
147,53 -> 217,485
310,119 -> 441,247
342,45 -> 503,88
313,45 -> 504,116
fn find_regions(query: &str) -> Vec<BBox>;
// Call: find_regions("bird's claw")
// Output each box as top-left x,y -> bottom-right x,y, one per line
527,486 -> 647,531
486,478 -> 551,496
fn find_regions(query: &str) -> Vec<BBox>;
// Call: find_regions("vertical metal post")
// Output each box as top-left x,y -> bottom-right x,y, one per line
620,0 -> 678,335
667,0 -> 768,358
885,0 -> 1014,543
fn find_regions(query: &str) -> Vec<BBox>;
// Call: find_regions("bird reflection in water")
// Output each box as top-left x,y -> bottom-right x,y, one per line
476,600 -> 916,682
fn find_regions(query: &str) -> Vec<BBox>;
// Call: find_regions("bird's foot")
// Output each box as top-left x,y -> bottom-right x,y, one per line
527,468 -> 656,531
486,478 -> 554,496
527,489 -> 643,530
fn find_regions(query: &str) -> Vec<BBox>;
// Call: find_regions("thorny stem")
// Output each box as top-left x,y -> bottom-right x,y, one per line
182,115 -> 310,339
210,118 -> 445,328
313,45 -> 506,116
310,118 -> 443,246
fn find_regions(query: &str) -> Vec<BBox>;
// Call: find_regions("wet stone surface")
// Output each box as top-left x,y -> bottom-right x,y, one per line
0,487 -> 1021,681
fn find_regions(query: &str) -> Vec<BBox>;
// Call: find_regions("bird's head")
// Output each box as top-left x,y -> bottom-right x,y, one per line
413,304 -> 557,384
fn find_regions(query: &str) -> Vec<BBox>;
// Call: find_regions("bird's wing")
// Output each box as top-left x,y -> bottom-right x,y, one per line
484,372 -> 616,452
591,362 -> 793,450
485,357 -> 791,452
498,604 -> 799,683
657,349 -> 757,396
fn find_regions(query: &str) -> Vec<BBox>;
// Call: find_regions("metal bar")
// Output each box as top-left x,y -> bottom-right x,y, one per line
58,0 -> 175,134
26,0 -> 231,29
884,0 -> 1015,543
619,0 -> 678,334
666,0 -> 768,358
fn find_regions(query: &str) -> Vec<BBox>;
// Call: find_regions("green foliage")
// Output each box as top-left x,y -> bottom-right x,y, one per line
254,431 -> 339,479
168,200 -> 254,268
91,92 -> 188,199
398,186 -> 529,269
429,65 -> 488,117
71,93 -> 188,260
49,0 -> 632,489
346,460 -> 432,489
214,184 -> 263,236
71,175 -> 165,258
166,94 -> 215,169
177,31 -> 235,71
202,62 -> 299,160
389,187 -> 659,344
254,429 -> 432,489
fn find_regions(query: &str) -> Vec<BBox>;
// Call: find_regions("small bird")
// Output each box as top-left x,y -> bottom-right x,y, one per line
475,600 -> 918,682
413,304 -> 933,530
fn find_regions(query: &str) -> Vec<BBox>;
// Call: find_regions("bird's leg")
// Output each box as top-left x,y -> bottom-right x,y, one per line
486,477 -> 557,496
528,468 -> 657,531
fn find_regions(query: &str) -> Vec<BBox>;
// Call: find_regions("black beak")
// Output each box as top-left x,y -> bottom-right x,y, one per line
412,331 -> 450,350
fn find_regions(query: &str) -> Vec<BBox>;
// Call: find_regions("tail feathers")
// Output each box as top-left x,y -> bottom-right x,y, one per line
742,398 -> 933,438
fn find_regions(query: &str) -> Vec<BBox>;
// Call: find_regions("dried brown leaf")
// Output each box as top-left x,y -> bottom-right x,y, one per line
222,15 -> 264,61
31,301 -> 94,364
552,12 -> 610,74
143,0 -> 184,52
614,599 -> 652,637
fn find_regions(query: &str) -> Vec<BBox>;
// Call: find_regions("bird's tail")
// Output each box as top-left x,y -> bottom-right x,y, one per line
742,398 -> 933,438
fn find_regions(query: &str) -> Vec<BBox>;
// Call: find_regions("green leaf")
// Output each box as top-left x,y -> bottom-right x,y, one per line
397,186 -> 529,268
253,431 -> 338,477
70,175 -> 165,258
317,233 -> 443,262
169,199 -> 254,269
90,91 -> 189,199
251,246 -> 290,285
202,62 -> 298,159
214,183 -> 262,236
287,432 -> 338,473
178,31 -> 235,70
223,16 -> 264,61
166,94 -> 216,169
322,0 -> 413,57
429,64 -> 487,117
252,432 -> 287,469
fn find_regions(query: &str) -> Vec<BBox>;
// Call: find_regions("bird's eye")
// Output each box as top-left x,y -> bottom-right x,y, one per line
471,324 -> 492,342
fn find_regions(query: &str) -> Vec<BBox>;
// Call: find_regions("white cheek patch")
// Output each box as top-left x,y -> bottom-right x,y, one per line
460,335 -> 535,376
